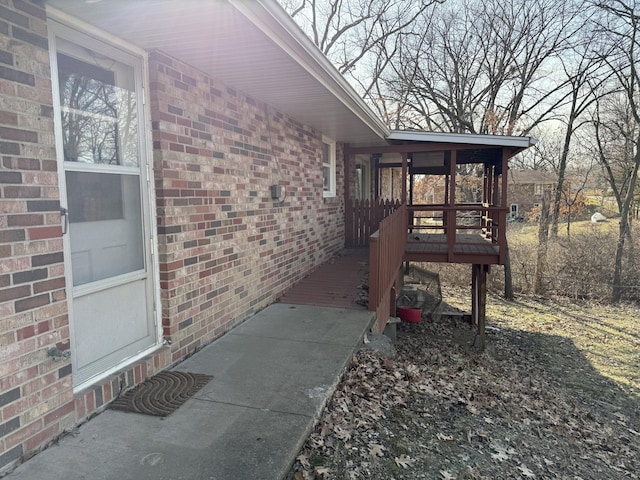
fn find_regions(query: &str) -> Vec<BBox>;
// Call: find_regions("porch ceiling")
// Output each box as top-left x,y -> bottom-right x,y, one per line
45,0 -> 390,146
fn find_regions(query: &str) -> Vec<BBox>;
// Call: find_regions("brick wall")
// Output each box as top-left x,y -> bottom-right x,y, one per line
1,4 -> 349,471
148,50 -> 345,356
507,183 -> 539,217
0,0 -> 73,471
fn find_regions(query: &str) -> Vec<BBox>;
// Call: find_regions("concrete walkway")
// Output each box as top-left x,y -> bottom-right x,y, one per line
7,303 -> 374,480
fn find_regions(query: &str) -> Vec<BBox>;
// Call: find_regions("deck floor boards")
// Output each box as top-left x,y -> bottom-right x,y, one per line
278,250 -> 369,309
406,233 -> 500,262
279,234 -> 500,311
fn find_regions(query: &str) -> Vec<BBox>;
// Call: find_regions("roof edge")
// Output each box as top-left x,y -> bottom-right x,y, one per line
388,130 -> 538,149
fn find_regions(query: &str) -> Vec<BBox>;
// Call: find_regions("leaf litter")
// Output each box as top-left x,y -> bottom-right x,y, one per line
287,289 -> 640,480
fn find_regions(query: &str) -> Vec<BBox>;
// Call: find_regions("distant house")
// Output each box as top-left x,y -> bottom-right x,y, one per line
0,0 -> 535,472
507,169 -> 557,219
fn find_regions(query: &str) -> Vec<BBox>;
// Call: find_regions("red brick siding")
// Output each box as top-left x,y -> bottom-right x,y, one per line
0,0 -> 72,471
507,183 -> 540,218
148,50 -> 345,354
1,6 -> 350,472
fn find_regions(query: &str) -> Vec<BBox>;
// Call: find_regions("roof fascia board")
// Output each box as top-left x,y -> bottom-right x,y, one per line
229,0 -> 390,140
346,143 -> 513,155
388,130 -> 537,149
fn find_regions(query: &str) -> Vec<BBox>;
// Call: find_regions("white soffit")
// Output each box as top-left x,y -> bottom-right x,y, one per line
45,0 -> 390,145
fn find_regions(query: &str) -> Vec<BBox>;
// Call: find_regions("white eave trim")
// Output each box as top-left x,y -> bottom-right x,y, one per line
46,5 -> 148,58
230,0 -> 390,141
388,130 -> 538,149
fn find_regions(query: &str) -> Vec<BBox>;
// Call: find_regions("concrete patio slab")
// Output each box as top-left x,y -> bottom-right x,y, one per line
6,304 -> 374,480
228,303 -> 373,345
174,332 -> 356,415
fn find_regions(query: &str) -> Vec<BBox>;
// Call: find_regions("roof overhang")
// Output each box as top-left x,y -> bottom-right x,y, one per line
388,131 -> 538,151
346,130 -> 537,160
45,0 -> 390,146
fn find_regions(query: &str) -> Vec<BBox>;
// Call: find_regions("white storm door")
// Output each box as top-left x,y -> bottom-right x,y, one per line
50,25 -> 158,388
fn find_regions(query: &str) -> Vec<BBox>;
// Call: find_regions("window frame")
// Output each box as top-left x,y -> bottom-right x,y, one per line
510,203 -> 519,217
322,135 -> 336,198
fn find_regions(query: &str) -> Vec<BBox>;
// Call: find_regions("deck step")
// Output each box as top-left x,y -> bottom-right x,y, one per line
441,311 -> 472,323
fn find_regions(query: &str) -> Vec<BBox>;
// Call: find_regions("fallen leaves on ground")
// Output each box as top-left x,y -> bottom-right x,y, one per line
287,291 -> 640,480
394,455 -> 415,469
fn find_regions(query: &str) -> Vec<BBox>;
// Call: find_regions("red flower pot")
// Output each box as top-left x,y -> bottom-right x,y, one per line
397,306 -> 421,323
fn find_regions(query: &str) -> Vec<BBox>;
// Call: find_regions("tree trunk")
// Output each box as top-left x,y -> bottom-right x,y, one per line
626,217 -> 634,257
503,239 -> 514,300
551,113 -> 575,238
535,193 -> 551,294
612,218 -> 628,303
613,138 -> 640,301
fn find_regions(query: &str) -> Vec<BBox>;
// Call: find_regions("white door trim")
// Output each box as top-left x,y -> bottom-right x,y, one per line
47,16 -> 162,392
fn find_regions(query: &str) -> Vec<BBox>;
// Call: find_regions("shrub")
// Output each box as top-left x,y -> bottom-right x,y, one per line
424,222 -> 638,304
507,225 -> 638,302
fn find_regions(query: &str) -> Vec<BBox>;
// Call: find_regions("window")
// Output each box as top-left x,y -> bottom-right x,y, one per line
57,52 -> 139,167
510,203 -> 519,217
534,183 -> 543,195
322,136 -> 336,198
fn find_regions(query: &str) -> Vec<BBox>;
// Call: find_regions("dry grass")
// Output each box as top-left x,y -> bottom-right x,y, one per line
429,218 -> 638,303
506,218 -> 618,242
288,289 -> 640,479
443,287 -> 640,400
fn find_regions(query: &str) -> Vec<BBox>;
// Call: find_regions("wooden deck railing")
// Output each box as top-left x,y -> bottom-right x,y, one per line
408,204 -> 507,263
409,205 -> 506,237
369,203 -> 408,331
346,198 -> 401,247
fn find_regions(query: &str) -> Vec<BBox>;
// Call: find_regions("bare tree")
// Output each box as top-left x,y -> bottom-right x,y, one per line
282,0 -> 638,303
510,132 -> 558,171
549,41 -> 609,238
383,0 -> 581,135
534,190 -> 552,294
279,0 -> 442,100
559,163 -> 594,237
590,0 -> 640,302
592,94 -> 639,301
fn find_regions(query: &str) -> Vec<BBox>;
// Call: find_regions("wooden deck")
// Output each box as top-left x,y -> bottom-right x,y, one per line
276,233 -> 499,317
405,233 -> 500,264
277,250 -> 369,310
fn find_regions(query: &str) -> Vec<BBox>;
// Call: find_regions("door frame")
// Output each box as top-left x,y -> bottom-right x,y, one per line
354,155 -> 371,201
47,9 -> 162,391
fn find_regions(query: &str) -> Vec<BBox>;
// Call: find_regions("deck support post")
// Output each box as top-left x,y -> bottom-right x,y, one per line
401,152 -> 408,204
471,264 -> 488,351
373,154 -> 380,200
447,150 -> 457,262
344,148 -> 352,247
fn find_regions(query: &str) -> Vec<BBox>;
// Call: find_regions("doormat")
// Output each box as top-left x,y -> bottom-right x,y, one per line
110,371 -> 213,417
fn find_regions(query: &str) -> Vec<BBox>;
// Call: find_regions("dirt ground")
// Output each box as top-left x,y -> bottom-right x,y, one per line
287,287 -> 640,480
